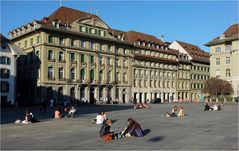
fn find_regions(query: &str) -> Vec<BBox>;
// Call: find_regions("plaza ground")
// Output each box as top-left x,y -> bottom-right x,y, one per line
1,103 -> 238,150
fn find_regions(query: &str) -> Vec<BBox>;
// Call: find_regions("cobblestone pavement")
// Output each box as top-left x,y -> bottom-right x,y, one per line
1,103 -> 238,150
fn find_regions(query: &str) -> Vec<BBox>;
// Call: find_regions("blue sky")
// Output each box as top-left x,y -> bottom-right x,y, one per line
1,0 -> 238,51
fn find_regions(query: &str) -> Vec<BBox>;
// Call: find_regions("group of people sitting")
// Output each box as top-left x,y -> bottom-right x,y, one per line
99,118 -> 143,141
92,112 -> 107,124
166,106 -> 185,118
54,106 -> 77,119
133,103 -> 150,109
15,110 -> 40,124
204,103 -> 224,111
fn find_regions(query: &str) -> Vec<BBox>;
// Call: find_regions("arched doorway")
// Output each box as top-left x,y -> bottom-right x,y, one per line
70,87 -> 75,104
90,86 -> 95,104
47,87 -> 53,102
58,87 -> 63,104
122,89 -> 126,103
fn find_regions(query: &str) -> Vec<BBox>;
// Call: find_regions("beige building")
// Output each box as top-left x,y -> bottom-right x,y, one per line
205,24 -> 239,99
170,41 -> 210,102
9,6 -> 210,105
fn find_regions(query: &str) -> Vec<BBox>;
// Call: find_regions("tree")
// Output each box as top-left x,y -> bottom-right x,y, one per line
202,77 -> 234,98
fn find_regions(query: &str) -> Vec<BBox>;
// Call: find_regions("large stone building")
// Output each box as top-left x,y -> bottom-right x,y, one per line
0,34 -> 26,106
205,24 -> 239,99
9,6 -> 210,105
170,41 -> 210,102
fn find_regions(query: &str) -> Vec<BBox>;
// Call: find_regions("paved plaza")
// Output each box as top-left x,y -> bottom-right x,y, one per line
1,103 -> 238,150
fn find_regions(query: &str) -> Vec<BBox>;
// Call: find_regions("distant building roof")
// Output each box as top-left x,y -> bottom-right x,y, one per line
205,23 -> 239,46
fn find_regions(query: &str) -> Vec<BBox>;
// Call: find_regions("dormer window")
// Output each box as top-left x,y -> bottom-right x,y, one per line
147,43 -> 151,47
156,45 -> 159,49
220,34 -> 225,39
138,41 -> 141,45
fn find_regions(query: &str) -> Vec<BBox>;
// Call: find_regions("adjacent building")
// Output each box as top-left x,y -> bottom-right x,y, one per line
8,6 -> 210,105
170,41 -> 210,102
205,24 -> 239,99
0,34 -> 26,106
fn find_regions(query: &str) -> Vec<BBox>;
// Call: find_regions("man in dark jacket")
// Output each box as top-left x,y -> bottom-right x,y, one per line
122,118 -> 143,137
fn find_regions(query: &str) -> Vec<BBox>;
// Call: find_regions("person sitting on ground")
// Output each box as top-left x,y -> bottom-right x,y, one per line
177,107 -> 185,118
54,107 -> 62,119
21,110 -> 39,124
142,103 -> 150,109
121,118 -> 143,137
92,112 -> 104,124
100,119 -> 115,141
65,106 -> 77,118
170,106 -> 178,117
204,103 -> 211,111
212,104 -> 218,111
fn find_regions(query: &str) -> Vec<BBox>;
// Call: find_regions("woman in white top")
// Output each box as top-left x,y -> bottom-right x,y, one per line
96,112 -> 104,124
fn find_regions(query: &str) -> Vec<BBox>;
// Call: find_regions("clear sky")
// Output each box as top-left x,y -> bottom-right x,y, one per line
1,0 -> 238,51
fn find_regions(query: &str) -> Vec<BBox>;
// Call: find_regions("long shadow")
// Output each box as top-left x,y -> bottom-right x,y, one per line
148,136 -> 165,142
1,104 -> 133,124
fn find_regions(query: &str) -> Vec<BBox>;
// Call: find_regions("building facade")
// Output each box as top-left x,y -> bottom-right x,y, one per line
9,6 -> 210,105
0,34 -> 26,106
170,41 -> 210,102
205,24 -> 239,99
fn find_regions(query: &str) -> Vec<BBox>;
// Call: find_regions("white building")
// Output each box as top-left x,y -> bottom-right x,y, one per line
0,34 -> 26,106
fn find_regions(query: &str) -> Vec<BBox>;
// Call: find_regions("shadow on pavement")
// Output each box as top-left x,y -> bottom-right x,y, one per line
1,104 -> 133,124
148,136 -> 165,142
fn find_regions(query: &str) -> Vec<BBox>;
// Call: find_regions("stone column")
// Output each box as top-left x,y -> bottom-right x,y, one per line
85,86 -> 90,103
161,93 -> 164,103
94,87 -> 99,102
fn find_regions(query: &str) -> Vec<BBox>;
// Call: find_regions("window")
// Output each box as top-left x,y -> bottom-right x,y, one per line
216,47 -> 221,53
123,49 -> 127,55
0,81 -> 9,92
108,45 -> 112,52
123,73 -> 127,82
71,39 -> 76,46
81,54 -> 85,63
90,42 -> 94,50
80,69 -> 85,81
48,50 -> 53,60
99,56 -> 103,65
216,58 -> 220,65
80,40 -> 84,48
215,69 -> 220,78
116,58 -> 119,67
225,45 -> 231,52
48,35 -> 53,43
48,67 -> 53,79
90,55 -> 94,64
0,68 -> 10,78
107,57 -> 111,65
36,36 -> 40,43
226,57 -> 230,64
107,71 -> 111,82
90,69 -> 94,82
70,68 -> 75,79
24,40 -> 27,47
226,69 -> 230,77
0,57 -> 10,65
59,51 -> 64,61
58,68 -> 64,79
70,53 -> 75,62
59,37 -> 64,45
30,38 -> 33,46
123,60 -> 127,67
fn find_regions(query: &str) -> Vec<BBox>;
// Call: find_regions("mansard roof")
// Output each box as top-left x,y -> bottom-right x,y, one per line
176,40 -> 209,64
46,6 -> 107,26
125,31 -> 164,45
205,23 -> 239,46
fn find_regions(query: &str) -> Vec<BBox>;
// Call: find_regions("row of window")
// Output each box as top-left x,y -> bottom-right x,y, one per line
0,68 -> 10,78
18,36 -> 40,48
136,60 -> 178,69
0,81 -> 9,92
192,65 -> 209,72
47,67 -> 127,82
215,69 -> 231,78
137,50 -> 176,60
79,25 -> 107,38
191,83 -> 204,89
48,35 -> 129,54
191,74 -> 209,80
215,45 -> 231,53
216,57 -> 231,65
134,69 -> 176,79
134,79 -> 176,89
0,56 -> 11,65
